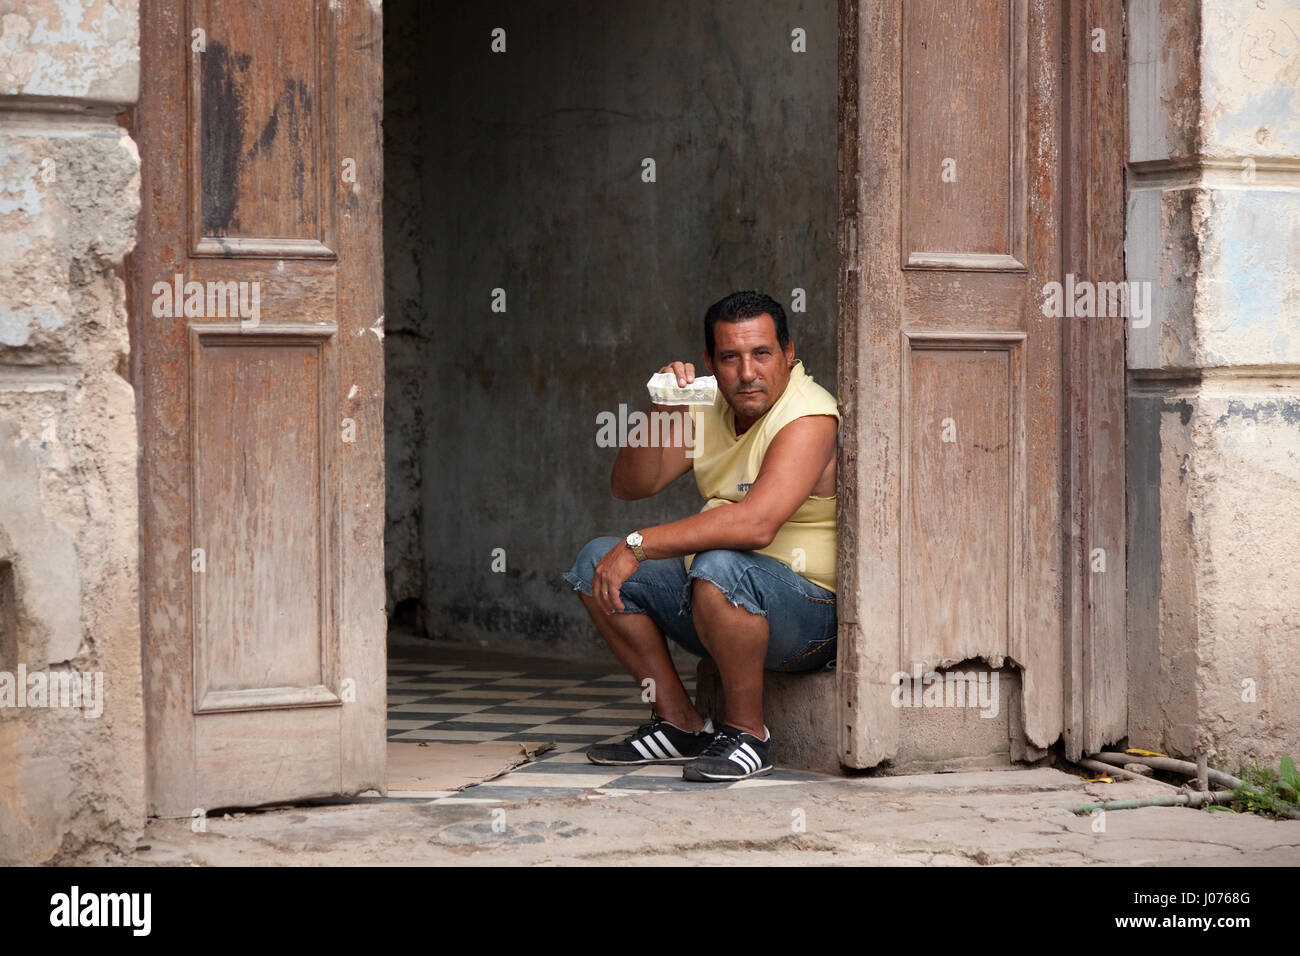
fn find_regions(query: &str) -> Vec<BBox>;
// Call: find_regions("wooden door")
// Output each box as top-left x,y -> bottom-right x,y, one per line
130,0 -> 386,816
835,0 -> 1127,765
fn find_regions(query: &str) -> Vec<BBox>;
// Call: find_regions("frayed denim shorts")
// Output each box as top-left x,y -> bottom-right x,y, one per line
563,535 -> 837,672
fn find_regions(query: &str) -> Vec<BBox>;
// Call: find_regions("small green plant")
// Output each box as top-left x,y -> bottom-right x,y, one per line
1228,755 -> 1300,820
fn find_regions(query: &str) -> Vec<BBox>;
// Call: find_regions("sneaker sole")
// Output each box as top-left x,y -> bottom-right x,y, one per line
682,763 -> 774,782
586,753 -> 695,766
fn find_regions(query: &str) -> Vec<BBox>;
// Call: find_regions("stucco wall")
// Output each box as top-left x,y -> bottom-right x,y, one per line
384,0 -> 840,656
0,0 -> 144,863
1126,0 -> 1300,771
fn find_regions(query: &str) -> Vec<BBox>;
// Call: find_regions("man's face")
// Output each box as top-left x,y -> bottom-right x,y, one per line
703,314 -> 795,423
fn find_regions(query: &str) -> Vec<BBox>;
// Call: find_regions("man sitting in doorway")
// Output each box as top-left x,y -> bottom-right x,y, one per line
563,291 -> 841,781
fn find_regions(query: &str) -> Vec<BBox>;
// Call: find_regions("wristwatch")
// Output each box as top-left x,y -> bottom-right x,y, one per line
625,531 -> 648,562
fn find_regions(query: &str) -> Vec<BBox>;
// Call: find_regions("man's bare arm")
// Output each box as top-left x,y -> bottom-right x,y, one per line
636,414 -> 837,558
609,402 -> 694,499
610,361 -> 697,500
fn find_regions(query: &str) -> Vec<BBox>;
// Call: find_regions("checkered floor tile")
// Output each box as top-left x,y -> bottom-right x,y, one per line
367,656 -> 836,803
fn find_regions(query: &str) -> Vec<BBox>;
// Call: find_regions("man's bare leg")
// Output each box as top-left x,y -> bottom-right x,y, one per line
689,578 -> 768,738
575,591 -> 707,732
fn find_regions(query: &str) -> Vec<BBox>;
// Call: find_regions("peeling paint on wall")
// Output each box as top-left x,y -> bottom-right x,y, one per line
1202,0 -> 1300,155
0,1 -> 137,103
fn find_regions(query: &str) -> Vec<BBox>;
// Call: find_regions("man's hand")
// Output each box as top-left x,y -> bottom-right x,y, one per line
659,360 -> 695,386
591,539 -> 642,614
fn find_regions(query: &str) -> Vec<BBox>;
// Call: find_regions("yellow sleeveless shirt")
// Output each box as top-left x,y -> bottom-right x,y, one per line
686,360 -> 841,593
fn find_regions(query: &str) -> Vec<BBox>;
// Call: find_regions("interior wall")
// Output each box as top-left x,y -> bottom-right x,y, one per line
383,1 -> 429,624
384,0 -> 840,656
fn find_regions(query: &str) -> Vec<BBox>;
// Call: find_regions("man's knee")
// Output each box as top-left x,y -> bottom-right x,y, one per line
686,554 -> 764,621
691,575 -> 756,612
567,535 -> 622,591
690,573 -> 728,605
688,548 -> 744,583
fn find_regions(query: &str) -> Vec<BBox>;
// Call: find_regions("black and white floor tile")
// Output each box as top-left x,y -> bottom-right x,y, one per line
373,656 -> 836,803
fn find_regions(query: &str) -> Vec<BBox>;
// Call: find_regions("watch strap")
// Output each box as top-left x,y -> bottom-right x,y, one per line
627,534 -> 648,562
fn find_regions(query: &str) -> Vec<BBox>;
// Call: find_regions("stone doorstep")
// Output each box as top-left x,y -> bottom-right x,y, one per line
695,658 -> 1032,776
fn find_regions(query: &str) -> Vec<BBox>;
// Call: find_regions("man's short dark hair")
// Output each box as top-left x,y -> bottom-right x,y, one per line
704,291 -> 790,358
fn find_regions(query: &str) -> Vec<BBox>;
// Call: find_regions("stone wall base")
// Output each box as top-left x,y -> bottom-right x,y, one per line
695,659 -> 1037,775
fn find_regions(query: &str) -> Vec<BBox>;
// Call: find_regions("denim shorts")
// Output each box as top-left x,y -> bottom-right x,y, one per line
562,535 -> 837,672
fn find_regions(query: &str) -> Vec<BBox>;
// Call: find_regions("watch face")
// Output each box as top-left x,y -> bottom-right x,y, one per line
627,532 -> 643,547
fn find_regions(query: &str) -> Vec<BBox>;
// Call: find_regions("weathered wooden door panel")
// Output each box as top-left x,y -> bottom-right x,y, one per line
1060,0 -> 1128,759
132,0 -> 385,815
837,0 -> 1094,766
901,333 -> 1025,670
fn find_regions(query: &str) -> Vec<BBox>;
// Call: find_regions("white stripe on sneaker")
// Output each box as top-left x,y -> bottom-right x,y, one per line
641,735 -> 668,759
631,739 -> 654,760
739,742 -> 762,767
729,749 -> 757,773
654,730 -> 682,758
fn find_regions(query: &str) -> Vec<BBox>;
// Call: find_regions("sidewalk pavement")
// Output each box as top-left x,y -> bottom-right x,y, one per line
85,767 -> 1300,866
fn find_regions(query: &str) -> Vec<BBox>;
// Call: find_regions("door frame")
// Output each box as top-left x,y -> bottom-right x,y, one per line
834,0 -> 1128,767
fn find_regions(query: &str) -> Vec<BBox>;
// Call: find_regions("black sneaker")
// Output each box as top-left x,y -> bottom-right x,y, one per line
681,724 -> 773,781
586,714 -> 716,765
